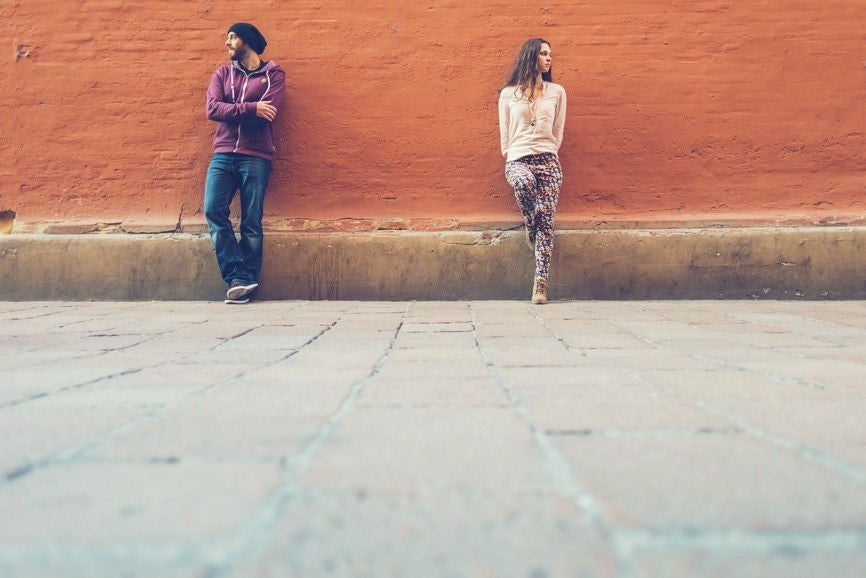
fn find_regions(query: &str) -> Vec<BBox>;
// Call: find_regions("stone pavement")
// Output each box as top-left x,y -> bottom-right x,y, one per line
1,299 -> 866,578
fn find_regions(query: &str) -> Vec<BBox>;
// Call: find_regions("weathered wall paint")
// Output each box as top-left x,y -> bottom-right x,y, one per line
2,1 -> 865,228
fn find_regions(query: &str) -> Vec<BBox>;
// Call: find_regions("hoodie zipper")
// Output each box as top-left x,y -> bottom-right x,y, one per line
234,69 -> 251,153
231,64 -> 272,153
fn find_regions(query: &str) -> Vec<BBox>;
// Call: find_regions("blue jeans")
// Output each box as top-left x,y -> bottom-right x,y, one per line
203,153 -> 272,285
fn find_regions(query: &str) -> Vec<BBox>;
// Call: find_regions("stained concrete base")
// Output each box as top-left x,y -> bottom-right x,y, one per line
1,228 -> 865,301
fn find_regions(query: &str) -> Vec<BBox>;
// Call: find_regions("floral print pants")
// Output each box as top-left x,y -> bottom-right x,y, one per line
505,153 -> 562,280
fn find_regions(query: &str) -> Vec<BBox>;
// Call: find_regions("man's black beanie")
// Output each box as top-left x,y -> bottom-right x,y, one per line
228,22 -> 267,55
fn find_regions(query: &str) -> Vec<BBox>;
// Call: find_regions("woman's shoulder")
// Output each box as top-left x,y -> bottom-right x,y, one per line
547,82 -> 566,95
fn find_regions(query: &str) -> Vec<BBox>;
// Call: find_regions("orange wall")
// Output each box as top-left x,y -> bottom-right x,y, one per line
2,1 -> 865,228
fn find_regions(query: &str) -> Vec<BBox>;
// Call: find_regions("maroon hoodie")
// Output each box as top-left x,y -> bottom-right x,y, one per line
206,60 -> 286,161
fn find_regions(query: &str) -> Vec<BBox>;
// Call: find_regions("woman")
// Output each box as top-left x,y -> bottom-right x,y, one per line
498,38 -> 566,304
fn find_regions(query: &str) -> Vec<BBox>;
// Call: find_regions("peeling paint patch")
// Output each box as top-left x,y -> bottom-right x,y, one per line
441,231 -> 504,246
15,43 -> 32,60
0,210 -> 15,234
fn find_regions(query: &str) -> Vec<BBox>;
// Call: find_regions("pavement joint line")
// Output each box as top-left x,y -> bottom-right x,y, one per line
758,370 -> 829,391
582,306 -> 664,349
685,352 -> 834,392
544,427 -> 744,438
0,366 -> 147,411
0,542 -> 208,570
10,519 -> 863,572
467,303 -> 628,569
690,399 -> 866,483
197,302 -> 411,577
611,526 -> 866,555
523,301 -> 587,356
205,305 -> 341,363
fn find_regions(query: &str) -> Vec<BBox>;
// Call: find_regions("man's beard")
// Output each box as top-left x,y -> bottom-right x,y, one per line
230,45 -> 249,61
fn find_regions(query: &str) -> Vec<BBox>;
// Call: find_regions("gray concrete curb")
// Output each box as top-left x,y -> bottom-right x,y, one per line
1,228 -> 865,300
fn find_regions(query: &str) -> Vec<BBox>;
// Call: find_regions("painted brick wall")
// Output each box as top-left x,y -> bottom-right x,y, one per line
2,0 -> 865,229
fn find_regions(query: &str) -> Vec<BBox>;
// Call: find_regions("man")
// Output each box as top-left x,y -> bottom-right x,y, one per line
204,22 -> 285,304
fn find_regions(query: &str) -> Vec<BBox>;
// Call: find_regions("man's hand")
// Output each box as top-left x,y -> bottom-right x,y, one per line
256,100 -> 277,121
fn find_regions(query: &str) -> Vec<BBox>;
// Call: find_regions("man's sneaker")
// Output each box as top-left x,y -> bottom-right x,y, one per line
224,297 -> 250,305
226,279 -> 259,300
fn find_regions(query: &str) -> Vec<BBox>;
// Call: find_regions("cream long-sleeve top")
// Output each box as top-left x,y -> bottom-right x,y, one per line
498,82 -> 566,162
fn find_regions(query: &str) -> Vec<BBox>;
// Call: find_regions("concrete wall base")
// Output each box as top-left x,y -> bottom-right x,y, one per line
2,229 -> 865,301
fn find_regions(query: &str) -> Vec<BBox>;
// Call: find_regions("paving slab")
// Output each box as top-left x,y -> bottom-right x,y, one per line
234,491 -> 617,578
2,299 -> 866,577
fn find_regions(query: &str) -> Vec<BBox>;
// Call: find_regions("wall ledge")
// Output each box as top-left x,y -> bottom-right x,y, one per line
2,228 -> 866,300
6,213 -> 866,235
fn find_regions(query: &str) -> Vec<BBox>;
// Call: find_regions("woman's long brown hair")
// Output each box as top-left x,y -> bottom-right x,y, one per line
501,38 -> 553,96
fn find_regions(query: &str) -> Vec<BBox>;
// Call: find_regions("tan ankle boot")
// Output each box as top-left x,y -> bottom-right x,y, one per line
531,278 -> 547,305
